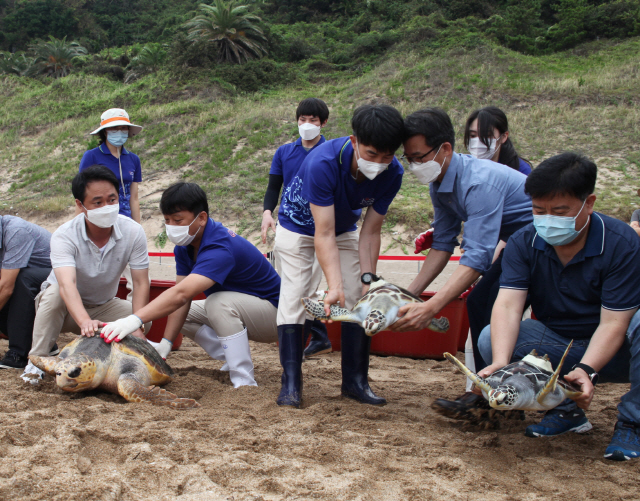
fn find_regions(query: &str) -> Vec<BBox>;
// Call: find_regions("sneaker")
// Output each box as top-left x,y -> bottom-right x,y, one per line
525,408 -> 592,437
49,344 -> 60,356
604,421 -> 640,461
20,361 -> 45,385
0,351 -> 28,369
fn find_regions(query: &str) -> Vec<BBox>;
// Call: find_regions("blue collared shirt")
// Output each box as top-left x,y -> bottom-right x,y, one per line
500,213 -> 640,339
175,219 -> 281,308
278,137 -> 403,236
430,153 -> 532,273
79,145 -> 142,218
270,136 -> 327,190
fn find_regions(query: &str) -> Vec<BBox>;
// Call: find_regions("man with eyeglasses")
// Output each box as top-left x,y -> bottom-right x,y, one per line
390,108 -> 533,420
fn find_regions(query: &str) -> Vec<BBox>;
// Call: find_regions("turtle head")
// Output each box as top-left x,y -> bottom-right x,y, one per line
488,384 -> 519,409
55,355 -> 101,392
363,309 -> 386,336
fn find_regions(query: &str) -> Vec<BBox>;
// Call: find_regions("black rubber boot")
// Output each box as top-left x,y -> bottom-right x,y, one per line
303,319 -> 332,358
340,322 -> 386,405
276,324 -> 305,408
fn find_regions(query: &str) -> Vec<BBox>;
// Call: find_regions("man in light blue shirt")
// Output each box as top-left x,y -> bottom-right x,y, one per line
390,108 -> 532,417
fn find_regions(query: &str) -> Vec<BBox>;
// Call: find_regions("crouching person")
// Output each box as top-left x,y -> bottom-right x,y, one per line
478,153 -> 640,461
101,183 -> 280,388
24,166 -> 151,379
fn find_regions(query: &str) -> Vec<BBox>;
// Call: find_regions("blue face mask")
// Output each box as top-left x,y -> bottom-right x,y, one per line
533,200 -> 589,246
107,130 -> 128,147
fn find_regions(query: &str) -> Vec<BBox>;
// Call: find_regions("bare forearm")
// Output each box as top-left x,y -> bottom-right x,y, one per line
0,289 -> 12,311
134,287 -> 192,324
489,294 -> 527,366
425,264 -> 480,315
358,231 -> 380,275
407,249 -> 451,295
130,278 -> 150,314
582,315 -> 635,372
315,232 -> 342,289
59,283 -> 92,326
131,201 -> 141,224
162,302 -> 191,343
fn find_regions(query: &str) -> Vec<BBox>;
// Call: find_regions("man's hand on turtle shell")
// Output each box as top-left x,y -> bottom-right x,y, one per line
80,319 -> 104,337
101,314 -> 143,343
478,362 -> 508,379
564,369 -> 594,410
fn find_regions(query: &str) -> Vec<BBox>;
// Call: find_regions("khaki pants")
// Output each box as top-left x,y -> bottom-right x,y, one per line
180,292 -> 278,342
29,283 -> 151,357
275,225 -> 361,326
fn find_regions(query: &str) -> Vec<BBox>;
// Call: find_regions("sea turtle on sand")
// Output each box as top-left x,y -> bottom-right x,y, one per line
444,341 -> 582,411
301,279 -> 450,336
29,334 -> 200,409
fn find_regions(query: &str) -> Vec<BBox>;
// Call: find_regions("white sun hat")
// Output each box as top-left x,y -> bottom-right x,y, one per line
90,108 -> 143,136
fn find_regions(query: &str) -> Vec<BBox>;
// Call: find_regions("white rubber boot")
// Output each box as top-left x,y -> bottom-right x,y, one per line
220,328 -> 257,388
194,325 -> 229,371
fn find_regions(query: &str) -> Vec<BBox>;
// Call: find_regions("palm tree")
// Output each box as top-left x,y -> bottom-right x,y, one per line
183,0 -> 268,64
124,43 -> 168,83
0,52 -> 35,76
26,36 -> 87,78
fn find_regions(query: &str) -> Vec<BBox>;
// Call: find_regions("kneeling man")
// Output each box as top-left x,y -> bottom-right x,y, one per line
25,166 -> 151,377
477,152 -> 640,461
102,182 -> 280,388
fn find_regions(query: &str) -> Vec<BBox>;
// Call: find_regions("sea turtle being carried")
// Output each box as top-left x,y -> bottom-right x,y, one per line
29,334 -> 200,409
301,278 -> 450,336
444,341 -> 582,411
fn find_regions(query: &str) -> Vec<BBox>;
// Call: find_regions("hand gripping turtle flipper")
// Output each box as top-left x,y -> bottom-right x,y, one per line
443,352 -> 493,396
117,375 -> 200,409
428,317 -> 450,333
29,355 -> 58,376
536,340 -> 580,405
301,298 -> 330,321
301,298 -> 358,322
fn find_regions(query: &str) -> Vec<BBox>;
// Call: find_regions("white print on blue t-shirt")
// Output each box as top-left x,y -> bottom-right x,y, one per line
360,197 -> 375,206
281,176 -> 314,227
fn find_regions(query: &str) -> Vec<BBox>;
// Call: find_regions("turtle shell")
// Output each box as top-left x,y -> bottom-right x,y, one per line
354,281 -> 423,310
487,360 -> 580,393
58,335 -> 173,378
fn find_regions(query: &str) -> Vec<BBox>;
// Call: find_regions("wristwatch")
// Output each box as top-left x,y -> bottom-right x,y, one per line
571,362 -> 599,385
360,272 -> 380,285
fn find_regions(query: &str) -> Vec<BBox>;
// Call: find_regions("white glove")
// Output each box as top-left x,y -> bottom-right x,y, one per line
101,314 -> 143,343
147,338 -> 173,359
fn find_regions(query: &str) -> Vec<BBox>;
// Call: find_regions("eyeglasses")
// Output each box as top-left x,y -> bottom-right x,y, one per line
400,145 -> 437,165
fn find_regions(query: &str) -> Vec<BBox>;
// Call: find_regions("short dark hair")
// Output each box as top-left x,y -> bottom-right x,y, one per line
71,165 -> 120,203
351,104 -> 405,154
404,108 -> 455,150
160,182 -> 209,217
524,152 -> 596,201
296,98 -> 330,123
463,106 -> 530,171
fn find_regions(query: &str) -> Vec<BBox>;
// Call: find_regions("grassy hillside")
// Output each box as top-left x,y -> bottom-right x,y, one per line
1,38 -> 639,244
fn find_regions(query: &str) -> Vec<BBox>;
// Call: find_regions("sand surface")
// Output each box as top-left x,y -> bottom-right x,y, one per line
0,333 -> 638,500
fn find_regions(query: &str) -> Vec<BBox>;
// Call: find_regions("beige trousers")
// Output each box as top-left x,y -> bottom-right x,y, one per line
275,225 -> 361,326
29,284 -> 152,357
180,292 -> 278,342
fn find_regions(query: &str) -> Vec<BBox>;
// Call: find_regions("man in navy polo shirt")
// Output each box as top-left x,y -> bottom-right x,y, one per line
102,182 -> 281,388
477,153 -> 640,461
275,104 -> 405,408
390,108 -> 533,418
261,98 -> 333,358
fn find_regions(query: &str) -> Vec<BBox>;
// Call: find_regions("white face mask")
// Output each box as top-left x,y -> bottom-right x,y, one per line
355,141 -> 389,180
165,215 -> 201,246
299,123 -> 321,141
409,144 -> 444,184
468,137 -> 500,160
83,203 -> 119,228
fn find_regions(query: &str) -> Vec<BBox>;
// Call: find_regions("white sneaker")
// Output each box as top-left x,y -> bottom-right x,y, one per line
21,361 -> 45,385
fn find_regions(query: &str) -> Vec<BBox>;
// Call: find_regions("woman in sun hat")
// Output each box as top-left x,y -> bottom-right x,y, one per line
79,108 -> 144,222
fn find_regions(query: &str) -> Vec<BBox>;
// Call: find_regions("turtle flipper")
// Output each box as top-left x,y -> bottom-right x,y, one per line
536,340 -> 578,405
428,316 -> 450,333
328,304 -> 359,322
301,298 -> 330,321
117,375 -> 200,409
29,355 -> 58,376
443,352 -> 493,395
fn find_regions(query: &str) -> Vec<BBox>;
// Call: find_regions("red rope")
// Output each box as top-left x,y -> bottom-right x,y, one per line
149,252 -> 460,261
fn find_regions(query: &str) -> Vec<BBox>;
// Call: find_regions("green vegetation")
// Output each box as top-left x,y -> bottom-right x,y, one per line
1,37 -> 639,242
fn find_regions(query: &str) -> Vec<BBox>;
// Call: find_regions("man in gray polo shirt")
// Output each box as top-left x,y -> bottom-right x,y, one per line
23,165 -> 151,379
0,216 -> 52,369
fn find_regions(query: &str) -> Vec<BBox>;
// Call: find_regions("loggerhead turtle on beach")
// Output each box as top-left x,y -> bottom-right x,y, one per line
29,334 -> 200,409
302,278 -> 450,336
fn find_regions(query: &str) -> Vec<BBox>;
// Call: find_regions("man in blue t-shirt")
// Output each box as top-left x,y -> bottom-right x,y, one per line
261,98 -> 333,359
274,104 -> 405,408
476,153 -> 640,461
102,183 -> 281,388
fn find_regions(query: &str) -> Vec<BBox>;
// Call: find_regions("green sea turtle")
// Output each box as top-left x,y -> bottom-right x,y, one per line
301,279 -> 450,336
444,341 -> 582,411
29,334 -> 200,409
